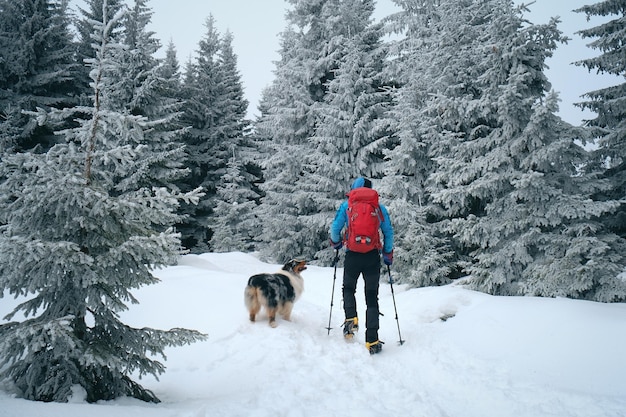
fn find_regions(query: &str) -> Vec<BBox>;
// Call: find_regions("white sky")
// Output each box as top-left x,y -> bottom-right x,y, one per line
73,0 -> 619,125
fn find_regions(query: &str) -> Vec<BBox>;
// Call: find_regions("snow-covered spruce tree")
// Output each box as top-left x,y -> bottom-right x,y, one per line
216,31 -> 249,143
208,30 -> 260,252
254,0 -> 388,263
513,95 -> 626,301
117,0 -> 188,191
157,40 -> 183,98
74,0 -> 125,96
378,0 -> 457,287
0,3 -> 205,403
117,0 -> 161,114
307,3 -> 392,264
575,1 -> 626,240
210,153 -> 261,252
173,17 -> 220,252
427,0 -> 626,300
252,23 -> 318,263
0,0 -> 81,153
175,17 -> 250,253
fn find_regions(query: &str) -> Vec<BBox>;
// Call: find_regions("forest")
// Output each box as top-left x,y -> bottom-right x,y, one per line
0,0 -> 624,403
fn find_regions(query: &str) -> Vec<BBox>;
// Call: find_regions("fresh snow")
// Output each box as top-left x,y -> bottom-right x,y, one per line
1,251 -> 625,417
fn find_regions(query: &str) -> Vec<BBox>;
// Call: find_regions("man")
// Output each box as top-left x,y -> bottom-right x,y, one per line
329,177 -> 394,354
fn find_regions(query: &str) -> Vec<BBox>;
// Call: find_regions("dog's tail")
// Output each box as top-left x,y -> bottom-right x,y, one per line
244,284 -> 261,320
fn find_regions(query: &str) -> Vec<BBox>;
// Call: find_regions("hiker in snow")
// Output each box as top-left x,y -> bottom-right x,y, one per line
329,177 -> 394,354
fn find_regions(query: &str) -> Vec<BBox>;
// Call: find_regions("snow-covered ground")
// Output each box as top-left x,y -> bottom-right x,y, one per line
1,251 -> 625,417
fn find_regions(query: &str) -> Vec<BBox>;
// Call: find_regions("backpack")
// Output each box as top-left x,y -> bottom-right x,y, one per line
345,187 -> 382,253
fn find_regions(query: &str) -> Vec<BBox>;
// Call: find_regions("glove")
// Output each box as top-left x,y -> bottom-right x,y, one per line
383,250 -> 393,266
330,239 -> 343,250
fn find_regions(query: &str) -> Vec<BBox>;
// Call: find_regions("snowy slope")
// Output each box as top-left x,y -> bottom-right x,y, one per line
1,252 -> 625,417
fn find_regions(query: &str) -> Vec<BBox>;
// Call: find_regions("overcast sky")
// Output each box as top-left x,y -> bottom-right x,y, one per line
72,0 -> 618,125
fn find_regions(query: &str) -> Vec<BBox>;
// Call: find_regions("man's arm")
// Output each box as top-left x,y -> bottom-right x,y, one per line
379,204 -> 394,253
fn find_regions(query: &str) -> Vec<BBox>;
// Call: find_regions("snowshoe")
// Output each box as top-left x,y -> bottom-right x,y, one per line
366,340 -> 384,354
342,317 -> 358,340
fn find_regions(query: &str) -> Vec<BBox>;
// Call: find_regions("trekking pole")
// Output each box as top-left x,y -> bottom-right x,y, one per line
387,265 -> 405,345
326,250 -> 340,335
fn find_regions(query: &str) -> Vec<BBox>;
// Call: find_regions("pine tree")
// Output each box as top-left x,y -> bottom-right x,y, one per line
308,6 -> 392,263
117,0 -> 160,114
0,3 -> 205,403
254,0 -> 387,263
158,40 -> 182,93
209,153 -> 261,252
0,0 -> 80,153
216,31 -> 249,143
74,0 -> 125,96
152,40 -> 191,185
379,0 -> 457,286
253,23 -> 317,262
118,0 -> 188,191
424,0 -> 626,301
575,1 -> 626,240
176,16 -> 252,253
511,94 -> 626,301
253,0 -> 343,262
208,31 -> 260,252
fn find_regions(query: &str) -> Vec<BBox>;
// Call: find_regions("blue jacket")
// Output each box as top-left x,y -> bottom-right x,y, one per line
330,189 -> 394,254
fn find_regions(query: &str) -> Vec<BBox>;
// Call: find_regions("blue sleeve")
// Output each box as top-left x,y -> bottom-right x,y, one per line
379,204 -> 394,253
330,201 -> 348,243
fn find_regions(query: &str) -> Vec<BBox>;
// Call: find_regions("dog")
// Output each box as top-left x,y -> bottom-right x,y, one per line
244,259 -> 307,327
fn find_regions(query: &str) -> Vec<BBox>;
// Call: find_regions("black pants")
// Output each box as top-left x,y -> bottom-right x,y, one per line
342,250 -> 381,343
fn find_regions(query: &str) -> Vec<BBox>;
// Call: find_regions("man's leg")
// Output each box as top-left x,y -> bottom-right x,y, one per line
342,251 -> 360,321
362,251 -> 381,343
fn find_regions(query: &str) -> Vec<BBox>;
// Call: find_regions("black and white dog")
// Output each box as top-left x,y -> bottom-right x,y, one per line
244,259 -> 306,327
